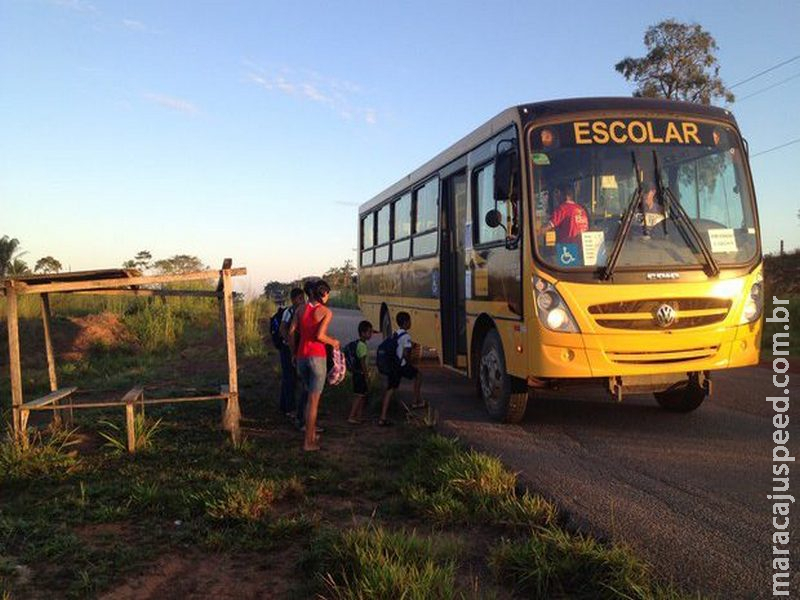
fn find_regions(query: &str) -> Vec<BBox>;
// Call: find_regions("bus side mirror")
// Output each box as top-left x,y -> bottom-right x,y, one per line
485,209 -> 503,229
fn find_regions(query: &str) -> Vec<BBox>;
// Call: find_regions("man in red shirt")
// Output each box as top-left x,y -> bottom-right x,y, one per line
545,182 -> 589,243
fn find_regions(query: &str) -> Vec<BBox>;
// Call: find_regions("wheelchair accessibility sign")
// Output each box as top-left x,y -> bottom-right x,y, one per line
556,243 -> 580,267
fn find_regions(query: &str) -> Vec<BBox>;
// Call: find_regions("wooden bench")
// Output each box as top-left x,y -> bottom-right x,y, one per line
18,387 -> 78,433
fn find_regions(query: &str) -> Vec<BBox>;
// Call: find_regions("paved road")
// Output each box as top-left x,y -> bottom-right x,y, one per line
330,308 -> 798,599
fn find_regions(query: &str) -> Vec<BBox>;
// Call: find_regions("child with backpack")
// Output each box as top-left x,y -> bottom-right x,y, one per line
345,320 -> 374,424
274,287 -> 304,417
377,311 -> 424,426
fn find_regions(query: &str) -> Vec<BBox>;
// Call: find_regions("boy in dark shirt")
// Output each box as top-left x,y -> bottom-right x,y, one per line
348,320 -> 373,424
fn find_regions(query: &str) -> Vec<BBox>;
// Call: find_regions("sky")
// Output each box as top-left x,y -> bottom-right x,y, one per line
1,0 -> 798,292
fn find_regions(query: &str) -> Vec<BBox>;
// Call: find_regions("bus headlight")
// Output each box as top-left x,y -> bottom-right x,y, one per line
740,272 -> 763,324
534,277 -> 580,333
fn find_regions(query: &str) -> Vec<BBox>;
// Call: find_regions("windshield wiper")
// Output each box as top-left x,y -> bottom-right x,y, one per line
652,150 -> 720,277
602,151 -> 643,280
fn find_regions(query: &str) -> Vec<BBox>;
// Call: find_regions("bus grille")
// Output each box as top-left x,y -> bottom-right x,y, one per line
607,346 -> 719,364
588,298 -> 731,331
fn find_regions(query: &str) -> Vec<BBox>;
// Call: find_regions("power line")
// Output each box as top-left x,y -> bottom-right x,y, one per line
737,72 -> 800,101
751,138 -> 800,157
730,54 -> 800,89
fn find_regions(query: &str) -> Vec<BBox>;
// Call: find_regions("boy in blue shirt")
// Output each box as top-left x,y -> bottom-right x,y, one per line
347,320 -> 374,424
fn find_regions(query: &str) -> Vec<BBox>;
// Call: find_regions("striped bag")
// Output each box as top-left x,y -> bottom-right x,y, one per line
327,346 -> 346,386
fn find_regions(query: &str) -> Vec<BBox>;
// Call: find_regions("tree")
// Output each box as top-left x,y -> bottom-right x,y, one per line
152,254 -> 206,275
264,280 -> 289,298
323,259 -> 357,290
0,235 -> 24,278
615,20 -> 734,105
123,250 -> 152,272
34,256 -> 62,274
6,258 -> 31,277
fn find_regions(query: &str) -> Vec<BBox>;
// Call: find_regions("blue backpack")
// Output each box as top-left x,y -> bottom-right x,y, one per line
269,306 -> 292,349
376,333 -> 401,375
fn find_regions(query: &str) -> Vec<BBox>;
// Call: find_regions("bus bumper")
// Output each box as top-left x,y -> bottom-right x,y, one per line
531,321 -> 762,380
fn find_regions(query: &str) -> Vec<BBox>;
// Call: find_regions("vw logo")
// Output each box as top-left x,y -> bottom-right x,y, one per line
655,304 -> 677,328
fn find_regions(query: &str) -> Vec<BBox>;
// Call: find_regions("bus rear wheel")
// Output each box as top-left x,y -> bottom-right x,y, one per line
478,329 -> 528,423
653,377 -> 706,413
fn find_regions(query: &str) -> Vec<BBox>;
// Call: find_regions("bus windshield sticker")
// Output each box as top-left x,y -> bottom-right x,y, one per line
545,230 -> 556,247
465,270 -> 472,299
556,243 -> 581,267
600,175 -> 618,189
432,268 -> 439,298
581,231 -> 605,266
707,228 -> 738,253
531,152 -> 550,165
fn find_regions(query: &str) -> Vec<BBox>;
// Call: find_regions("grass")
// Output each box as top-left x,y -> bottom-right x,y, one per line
0,424 -> 81,481
122,301 -> 184,352
195,473 -> 305,521
236,296 -> 271,357
327,288 -> 359,310
98,414 -> 163,454
0,303 -> 700,599
309,525 -> 462,600
400,435 -> 556,527
488,530 -> 654,600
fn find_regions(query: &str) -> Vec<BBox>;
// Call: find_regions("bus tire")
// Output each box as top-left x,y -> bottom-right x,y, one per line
478,329 -> 528,423
653,378 -> 706,413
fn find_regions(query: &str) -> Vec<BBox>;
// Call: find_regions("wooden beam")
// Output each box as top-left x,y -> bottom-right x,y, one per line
5,284 -> 23,433
216,258 -> 233,292
221,271 -> 240,443
40,294 -> 58,392
25,395 -> 228,411
72,289 -> 221,298
10,267 -> 246,295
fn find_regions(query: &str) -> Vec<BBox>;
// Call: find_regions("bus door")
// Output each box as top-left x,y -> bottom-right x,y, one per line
440,171 -> 468,369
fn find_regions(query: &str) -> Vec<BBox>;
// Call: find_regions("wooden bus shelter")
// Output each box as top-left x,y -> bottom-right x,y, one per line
2,260 -> 246,450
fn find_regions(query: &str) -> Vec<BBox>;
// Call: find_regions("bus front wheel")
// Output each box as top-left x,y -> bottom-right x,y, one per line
653,377 -> 706,413
478,329 -> 528,423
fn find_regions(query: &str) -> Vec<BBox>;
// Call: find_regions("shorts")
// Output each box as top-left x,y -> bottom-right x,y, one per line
297,357 -> 327,394
352,371 -> 368,395
387,364 -> 418,390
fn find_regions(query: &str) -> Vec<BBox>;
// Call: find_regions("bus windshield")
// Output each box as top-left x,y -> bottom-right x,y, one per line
528,118 -> 758,271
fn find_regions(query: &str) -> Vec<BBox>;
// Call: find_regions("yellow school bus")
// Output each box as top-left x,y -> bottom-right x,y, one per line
358,98 -> 762,422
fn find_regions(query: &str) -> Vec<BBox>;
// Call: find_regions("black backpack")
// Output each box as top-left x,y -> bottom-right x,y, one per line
343,340 -> 360,372
376,333 -> 401,375
269,307 -> 287,349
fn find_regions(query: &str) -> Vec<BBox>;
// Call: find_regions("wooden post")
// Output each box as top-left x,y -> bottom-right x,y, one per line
5,283 -> 24,435
221,267 -> 240,443
19,409 -> 30,450
125,400 -> 135,453
40,293 -> 62,427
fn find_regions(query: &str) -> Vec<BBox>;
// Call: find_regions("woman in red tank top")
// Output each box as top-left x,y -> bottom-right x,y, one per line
294,280 -> 338,451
